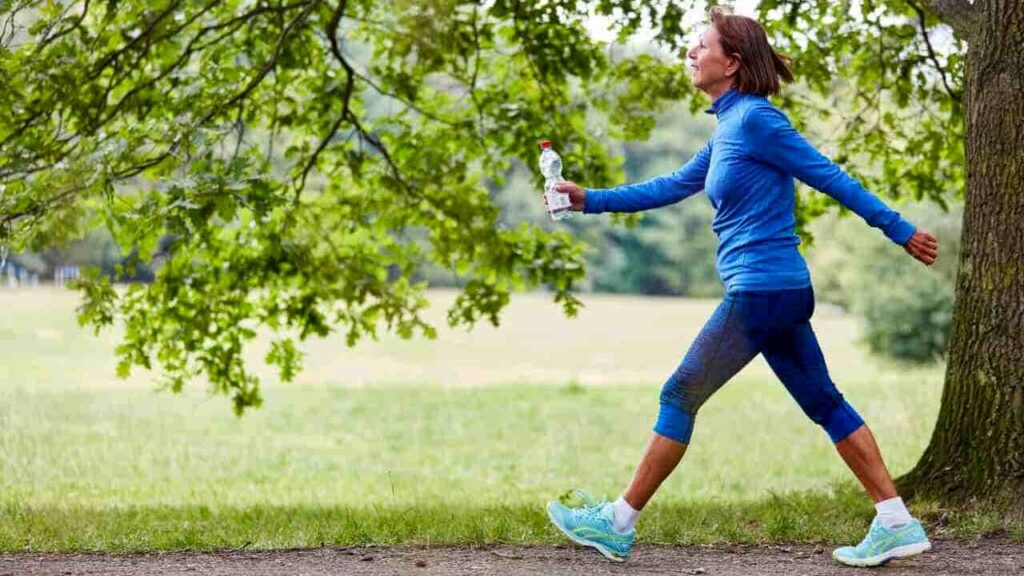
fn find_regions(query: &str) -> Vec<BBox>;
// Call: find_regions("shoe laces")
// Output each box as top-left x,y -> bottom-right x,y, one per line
575,502 -> 611,525
857,519 -> 888,549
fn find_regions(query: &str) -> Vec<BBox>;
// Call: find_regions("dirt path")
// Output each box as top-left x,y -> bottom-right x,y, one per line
3,537 -> 1022,576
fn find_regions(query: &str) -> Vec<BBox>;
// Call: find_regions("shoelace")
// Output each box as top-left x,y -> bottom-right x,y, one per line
857,521 -> 888,549
575,503 -> 611,525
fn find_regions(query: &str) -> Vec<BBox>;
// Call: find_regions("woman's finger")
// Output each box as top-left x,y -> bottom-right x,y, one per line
907,243 -> 934,264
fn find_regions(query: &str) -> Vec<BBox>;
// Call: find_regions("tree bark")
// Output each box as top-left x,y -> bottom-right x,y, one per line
898,0 -> 1024,515
927,0 -> 975,34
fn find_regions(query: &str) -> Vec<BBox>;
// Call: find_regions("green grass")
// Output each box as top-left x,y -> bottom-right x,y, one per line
0,286 -> 997,553
1010,523 -> 1024,544
0,491 -> 880,553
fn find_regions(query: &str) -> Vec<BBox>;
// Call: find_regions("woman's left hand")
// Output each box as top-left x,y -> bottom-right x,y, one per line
903,229 -> 938,266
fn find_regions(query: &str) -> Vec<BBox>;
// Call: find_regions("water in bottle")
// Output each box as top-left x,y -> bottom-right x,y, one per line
538,140 -> 573,221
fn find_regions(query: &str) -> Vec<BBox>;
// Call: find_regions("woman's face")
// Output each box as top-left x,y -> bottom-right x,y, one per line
687,26 -> 739,96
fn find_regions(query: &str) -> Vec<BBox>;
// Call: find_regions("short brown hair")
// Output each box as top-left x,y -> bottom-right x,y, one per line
708,6 -> 793,96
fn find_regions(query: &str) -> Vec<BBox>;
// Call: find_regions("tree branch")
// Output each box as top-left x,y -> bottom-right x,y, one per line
348,65 -> 461,128
325,2 -> 414,196
2,0 -> 320,231
0,110 -> 46,151
0,3 -> 21,48
231,105 -> 246,164
92,0 -> 310,133
296,114 -> 351,194
92,13 -> 217,129
926,0 -> 975,35
909,0 -> 963,103
32,0 -> 91,53
0,180 -> 93,228
290,0 -> 356,200
89,0 -> 186,79
92,0 -> 293,130
117,0 -> 318,179
205,1 -> 318,124
322,1 -> 455,225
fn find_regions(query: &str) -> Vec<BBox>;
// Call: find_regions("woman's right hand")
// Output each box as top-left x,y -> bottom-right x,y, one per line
903,229 -> 938,266
550,181 -> 586,212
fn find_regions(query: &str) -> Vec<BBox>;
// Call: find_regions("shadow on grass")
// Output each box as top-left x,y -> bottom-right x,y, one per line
1,483 -> 1017,553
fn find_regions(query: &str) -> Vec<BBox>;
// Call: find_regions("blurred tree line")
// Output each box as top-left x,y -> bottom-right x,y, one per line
8,228 -> 154,282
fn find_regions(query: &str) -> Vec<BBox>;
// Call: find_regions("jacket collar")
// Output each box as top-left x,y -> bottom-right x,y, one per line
705,88 -> 741,116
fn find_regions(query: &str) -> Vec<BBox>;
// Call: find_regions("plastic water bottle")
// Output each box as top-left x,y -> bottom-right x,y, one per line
539,140 -> 573,221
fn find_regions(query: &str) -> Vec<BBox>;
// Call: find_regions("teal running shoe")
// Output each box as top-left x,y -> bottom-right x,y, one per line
833,517 -> 932,567
546,499 -> 635,562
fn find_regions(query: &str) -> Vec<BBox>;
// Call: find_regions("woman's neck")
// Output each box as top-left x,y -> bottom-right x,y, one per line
706,82 -> 735,102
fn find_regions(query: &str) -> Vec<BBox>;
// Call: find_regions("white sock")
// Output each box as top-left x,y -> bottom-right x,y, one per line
874,496 -> 913,530
612,496 -> 641,533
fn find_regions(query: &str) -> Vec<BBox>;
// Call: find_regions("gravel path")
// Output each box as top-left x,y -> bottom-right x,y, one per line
3,537 -> 1022,575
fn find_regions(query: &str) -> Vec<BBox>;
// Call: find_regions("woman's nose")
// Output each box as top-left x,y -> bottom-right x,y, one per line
686,45 -> 698,60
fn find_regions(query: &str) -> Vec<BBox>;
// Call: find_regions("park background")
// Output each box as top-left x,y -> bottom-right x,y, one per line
1,0 -> 1018,554
0,106 -> 978,553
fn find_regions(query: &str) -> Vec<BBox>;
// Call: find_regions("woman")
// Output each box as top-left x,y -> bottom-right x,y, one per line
545,7 -> 940,568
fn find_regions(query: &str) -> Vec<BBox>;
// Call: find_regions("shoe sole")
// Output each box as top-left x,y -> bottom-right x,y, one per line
833,541 -> 932,567
545,503 -> 628,563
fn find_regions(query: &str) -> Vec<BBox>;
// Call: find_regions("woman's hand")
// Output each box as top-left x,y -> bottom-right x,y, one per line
549,181 -> 586,212
903,229 -> 938,266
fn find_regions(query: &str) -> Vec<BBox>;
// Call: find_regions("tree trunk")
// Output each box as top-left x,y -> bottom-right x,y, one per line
897,1 -> 1024,515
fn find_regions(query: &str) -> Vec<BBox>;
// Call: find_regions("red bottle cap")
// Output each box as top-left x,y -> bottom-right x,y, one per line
539,140 -> 551,149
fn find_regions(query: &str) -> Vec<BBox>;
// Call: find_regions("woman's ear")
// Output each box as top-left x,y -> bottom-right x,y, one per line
725,54 -> 742,77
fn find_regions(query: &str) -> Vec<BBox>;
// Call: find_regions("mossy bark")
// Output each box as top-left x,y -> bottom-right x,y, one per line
897,0 -> 1024,515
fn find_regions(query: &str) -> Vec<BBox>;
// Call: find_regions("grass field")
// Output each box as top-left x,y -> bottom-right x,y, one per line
3,287 -> 1011,552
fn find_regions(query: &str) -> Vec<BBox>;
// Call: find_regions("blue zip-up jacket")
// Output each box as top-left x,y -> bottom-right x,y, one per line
583,89 -> 917,293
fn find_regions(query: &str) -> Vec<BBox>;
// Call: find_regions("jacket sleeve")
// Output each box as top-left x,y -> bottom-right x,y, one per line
583,141 -> 712,214
742,105 -> 917,246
